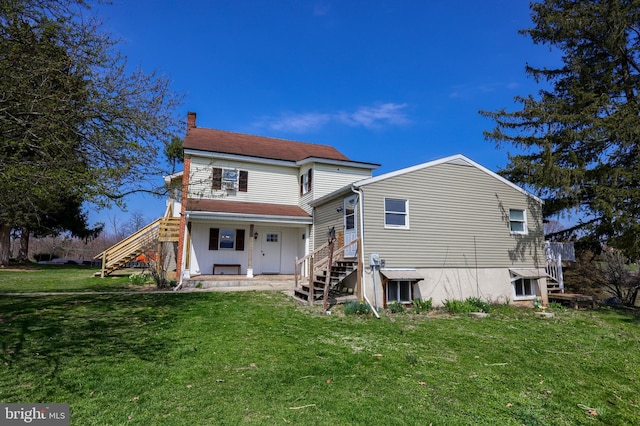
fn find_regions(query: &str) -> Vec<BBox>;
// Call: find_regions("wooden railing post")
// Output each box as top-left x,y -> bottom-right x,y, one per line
101,251 -> 106,278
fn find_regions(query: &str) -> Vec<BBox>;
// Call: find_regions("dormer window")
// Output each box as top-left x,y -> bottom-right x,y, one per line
300,169 -> 313,195
212,167 -> 248,192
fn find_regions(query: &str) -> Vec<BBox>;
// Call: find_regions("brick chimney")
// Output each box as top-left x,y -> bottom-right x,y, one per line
187,111 -> 196,129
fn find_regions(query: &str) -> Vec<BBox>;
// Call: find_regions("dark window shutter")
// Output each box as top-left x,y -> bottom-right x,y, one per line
239,170 -> 248,192
308,169 -> 313,191
235,229 -> 245,251
300,175 -> 304,196
209,228 -> 219,250
212,168 -> 222,190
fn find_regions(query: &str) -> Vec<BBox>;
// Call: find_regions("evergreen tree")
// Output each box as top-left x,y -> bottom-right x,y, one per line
481,0 -> 640,258
0,1 -> 181,265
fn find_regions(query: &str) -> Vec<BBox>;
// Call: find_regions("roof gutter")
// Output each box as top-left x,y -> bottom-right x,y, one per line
351,184 -> 380,319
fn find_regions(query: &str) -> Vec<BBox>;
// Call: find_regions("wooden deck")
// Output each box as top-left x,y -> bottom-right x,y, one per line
548,293 -> 596,310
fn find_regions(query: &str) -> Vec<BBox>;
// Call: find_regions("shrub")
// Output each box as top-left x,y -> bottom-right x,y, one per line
413,298 -> 433,313
343,301 -> 371,315
388,301 -> 406,313
443,299 -> 473,314
465,297 -> 491,313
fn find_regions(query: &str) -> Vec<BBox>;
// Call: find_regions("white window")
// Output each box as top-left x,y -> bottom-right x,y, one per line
384,198 -> 409,228
387,280 -> 413,304
219,229 -> 235,249
513,277 -> 537,300
509,209 -> 527,234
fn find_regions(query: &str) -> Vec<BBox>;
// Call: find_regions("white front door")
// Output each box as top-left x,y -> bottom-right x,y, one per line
344,196 -> 357,258
261,231 -> 282,274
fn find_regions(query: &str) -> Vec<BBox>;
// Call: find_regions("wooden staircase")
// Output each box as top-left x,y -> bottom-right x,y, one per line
94,217 -> 180,277
294,238 -> 360,309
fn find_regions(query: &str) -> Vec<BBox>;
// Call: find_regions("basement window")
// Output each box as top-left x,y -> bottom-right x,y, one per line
387,280 -> 413,304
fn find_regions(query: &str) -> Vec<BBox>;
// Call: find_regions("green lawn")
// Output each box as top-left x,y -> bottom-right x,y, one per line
0,264 -> 145,293
1,269 -> 639,425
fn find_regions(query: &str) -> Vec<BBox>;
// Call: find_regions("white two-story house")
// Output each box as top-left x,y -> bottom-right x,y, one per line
170,112 -> 549,308
173,112 -> 379,279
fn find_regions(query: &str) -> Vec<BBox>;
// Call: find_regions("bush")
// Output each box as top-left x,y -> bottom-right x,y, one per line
413,298 -> 433,314
443,299 -> 473,314
388,301 -> 406,313
465,297 -> 491,313
343,301 -> 371,315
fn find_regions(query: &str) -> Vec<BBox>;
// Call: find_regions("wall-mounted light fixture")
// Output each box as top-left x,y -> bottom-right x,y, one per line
302,234 -> 305,240
254,232 -> 259,240
336,206 -> 343,212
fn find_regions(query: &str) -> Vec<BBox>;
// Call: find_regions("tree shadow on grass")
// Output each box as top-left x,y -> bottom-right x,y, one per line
0,293 -> 202,396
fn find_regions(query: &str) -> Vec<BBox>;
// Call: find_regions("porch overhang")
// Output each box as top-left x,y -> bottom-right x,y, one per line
185,199 -> 313,225
380,269 -> 425,281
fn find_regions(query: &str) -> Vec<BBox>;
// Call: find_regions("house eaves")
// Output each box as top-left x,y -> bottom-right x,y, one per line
184,149 -> 380,171
185,199 -> 313,225
187,211 -> 313,224
352,153 -> 544,204
296,157 -> 379,170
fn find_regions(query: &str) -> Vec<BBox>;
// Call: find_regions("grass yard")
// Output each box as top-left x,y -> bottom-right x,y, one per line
0,264 -> 148,293
1,268 -> 639,425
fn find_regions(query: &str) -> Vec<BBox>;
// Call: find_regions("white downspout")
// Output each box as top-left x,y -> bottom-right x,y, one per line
174,213 -> 190,291
351,185 -> 380,318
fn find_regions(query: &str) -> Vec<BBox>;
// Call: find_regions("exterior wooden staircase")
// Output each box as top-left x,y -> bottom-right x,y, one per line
294,238 -> 360,309
94,217 -> 180,277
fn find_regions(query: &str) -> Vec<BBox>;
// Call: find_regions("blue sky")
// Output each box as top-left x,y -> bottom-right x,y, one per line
91,0 -> 557,228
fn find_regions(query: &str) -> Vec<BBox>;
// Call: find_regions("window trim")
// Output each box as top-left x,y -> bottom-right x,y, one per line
300,169 -> 312,195
511,276 -> 537,300
209,228 -> 245,251
386,280 -> 413,304
509,208 -> 528,235
212,167 -> 247,192
218,229 -> 236,250
384,198 -> 409,229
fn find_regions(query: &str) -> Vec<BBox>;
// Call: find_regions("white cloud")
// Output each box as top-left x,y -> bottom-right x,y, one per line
337,103 -> 410,128
267,112 -> 331,133
258,102 -> 410,133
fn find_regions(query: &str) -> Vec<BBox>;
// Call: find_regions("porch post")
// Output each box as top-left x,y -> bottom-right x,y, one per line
247,224 -> 255,277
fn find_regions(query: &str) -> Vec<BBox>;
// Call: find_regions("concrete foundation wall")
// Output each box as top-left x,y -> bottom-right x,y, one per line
361,267 -> 548,308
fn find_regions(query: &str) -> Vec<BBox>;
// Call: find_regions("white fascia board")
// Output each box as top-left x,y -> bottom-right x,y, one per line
183,149 -> 297,168
186,210 -> 313,225
352,153 -> 544,204
163,171 -> 183,184
308,184 -> 354,207
296,157 -> 380,170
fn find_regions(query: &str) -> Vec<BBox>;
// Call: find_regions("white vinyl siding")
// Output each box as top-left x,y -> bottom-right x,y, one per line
188,157 -> 298,205
360,162 -> 545,268
313,164 -> 372,200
